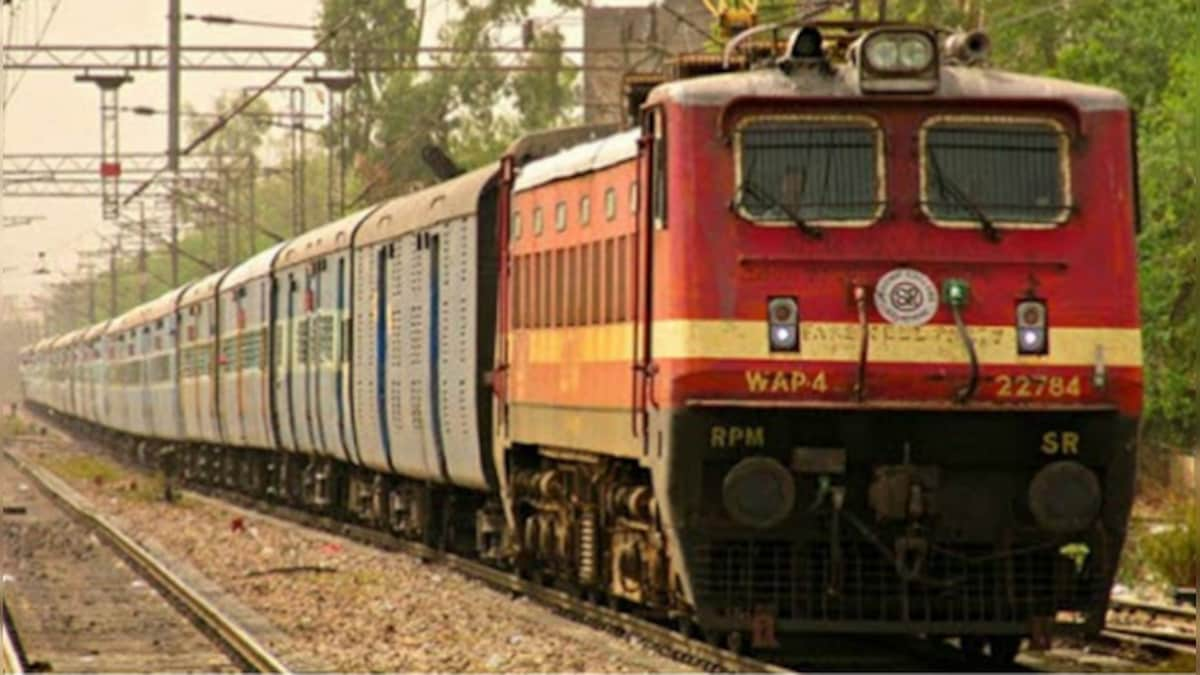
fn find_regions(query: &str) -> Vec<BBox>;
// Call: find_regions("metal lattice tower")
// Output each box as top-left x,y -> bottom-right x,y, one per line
75,72 -> 133,219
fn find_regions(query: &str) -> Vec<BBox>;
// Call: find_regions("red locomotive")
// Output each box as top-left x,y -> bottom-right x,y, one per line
23,19 -> 1141,666
496,22 -> 1140,660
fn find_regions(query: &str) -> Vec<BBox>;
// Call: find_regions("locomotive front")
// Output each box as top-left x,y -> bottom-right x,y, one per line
643,26 -> 1142,654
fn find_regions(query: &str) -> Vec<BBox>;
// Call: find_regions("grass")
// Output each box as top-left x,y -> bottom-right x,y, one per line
1143,653 -> 1197,673
0,414 -> 28,440
1118,490 -> 1199,590
41,453 -> 184,504
1139,498 -> 1199,587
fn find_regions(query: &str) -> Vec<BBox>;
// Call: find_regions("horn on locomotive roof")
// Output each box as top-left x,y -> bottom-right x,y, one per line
943,30 -> 991,65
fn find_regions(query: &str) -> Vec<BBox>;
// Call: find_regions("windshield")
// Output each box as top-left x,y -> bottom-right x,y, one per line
923,119 -> 1070,225
736,117 -> 882,225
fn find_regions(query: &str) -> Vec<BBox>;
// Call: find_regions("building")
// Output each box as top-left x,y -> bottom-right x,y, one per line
582,1 -> 712,125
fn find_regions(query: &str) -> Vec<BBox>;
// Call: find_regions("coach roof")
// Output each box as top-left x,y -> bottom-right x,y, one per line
50,327 -> 87,350
222,241 -> 284,290
82,320 -> 111,342
354,163 -> 499,248
512,128 -> 639,194
646,64 -> 1128,112
108,286 -> 188,335
180,268 -> 230,308
276,205 -> 381,269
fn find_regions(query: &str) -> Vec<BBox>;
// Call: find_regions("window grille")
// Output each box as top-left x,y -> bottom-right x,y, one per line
924,121 -> 1069,224
737,119 -> 880,222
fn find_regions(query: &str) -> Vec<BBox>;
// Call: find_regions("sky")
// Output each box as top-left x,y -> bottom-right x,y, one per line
0,0 -> 648,310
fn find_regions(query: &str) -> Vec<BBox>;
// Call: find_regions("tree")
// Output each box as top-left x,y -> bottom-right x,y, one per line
318,0 -> 579,205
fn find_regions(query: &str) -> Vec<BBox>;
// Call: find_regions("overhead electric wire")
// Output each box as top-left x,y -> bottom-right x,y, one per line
124,14 -> 353,206
5,0 -> 62,103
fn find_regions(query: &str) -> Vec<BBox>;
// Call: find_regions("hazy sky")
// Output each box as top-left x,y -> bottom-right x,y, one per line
0,0 -> 637,304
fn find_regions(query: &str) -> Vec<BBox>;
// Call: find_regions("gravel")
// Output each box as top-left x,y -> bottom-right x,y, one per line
16,437 -> 693,673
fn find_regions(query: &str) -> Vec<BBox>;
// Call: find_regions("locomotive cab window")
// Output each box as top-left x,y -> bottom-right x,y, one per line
734,115 -> 883,226
921,116 -> 1071,228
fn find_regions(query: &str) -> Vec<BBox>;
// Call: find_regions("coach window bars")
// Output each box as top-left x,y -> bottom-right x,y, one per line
734,114 -> 884,228
920,116 -> 1072,230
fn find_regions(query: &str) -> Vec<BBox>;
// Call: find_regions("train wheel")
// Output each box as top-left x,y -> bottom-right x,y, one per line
960,636 -> 986,665
987,636 -> 1021,667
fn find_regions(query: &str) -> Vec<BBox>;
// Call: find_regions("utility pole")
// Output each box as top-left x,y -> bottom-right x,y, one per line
80,262 -> 98,323
138,203 -> 148,303
290,87 -> 306,235
168,0 -> 182,285
108,238 -> 120,318
216,144 -> 230,267
247,154 -> 257,253
305,71 -> 358,219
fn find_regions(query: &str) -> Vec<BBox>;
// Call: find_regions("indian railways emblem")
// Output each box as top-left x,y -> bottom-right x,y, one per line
874,268 -> 939,326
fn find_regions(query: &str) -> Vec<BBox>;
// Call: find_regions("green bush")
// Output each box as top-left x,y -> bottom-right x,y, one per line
1140,499 -> 1200,587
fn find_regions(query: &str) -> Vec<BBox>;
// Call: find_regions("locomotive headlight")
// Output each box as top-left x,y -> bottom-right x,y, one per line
865,38 -> 900,70
723,456 -> 796,529
767,297 -> 799,352
856,29 -> 939,93
1028,461 -> 1102,533
862,31 -> 935,72
1016,300 -> 1048,355
898,37 -> 934,70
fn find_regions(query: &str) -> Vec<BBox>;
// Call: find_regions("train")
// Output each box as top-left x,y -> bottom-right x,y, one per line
20,19 -> 1142,666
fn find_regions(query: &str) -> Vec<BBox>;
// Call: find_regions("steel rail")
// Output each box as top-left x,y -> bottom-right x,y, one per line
176,488 -> 790,673
1110,596 -> 1198,621
0,603 -> 23,675
1,449 -> 289,674
443,554 -> 791,673
1099,628 -> 1197,656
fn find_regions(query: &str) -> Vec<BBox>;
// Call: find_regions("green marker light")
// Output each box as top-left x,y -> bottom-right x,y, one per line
942,278 -> 971,308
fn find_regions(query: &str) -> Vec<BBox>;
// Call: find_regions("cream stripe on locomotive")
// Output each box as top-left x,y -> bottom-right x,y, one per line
514,320 -> 1143,367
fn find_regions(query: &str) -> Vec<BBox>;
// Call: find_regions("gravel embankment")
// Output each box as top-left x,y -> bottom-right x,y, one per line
15,435 -> 692,673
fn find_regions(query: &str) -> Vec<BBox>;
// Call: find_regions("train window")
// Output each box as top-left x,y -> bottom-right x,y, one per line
921,116 -> 1070,227
629,182 -> 638,215
555,202 -> 568,232
579,195 -> 591,227
734,115 -> 883,226
604,187 -> 617,221
533,206 -> 544,236
511,211 -> 521,241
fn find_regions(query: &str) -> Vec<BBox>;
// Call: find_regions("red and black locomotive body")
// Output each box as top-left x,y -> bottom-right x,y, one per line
497,24 -> 1141,651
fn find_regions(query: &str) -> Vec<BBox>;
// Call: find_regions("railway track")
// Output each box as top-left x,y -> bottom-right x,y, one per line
1,447 -> 290,674
1103,596 -> 1197,656
14,416 -> 1108,673
8,425 -> 776,673
189,486 -> 789,673
1,602 -> 23,675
